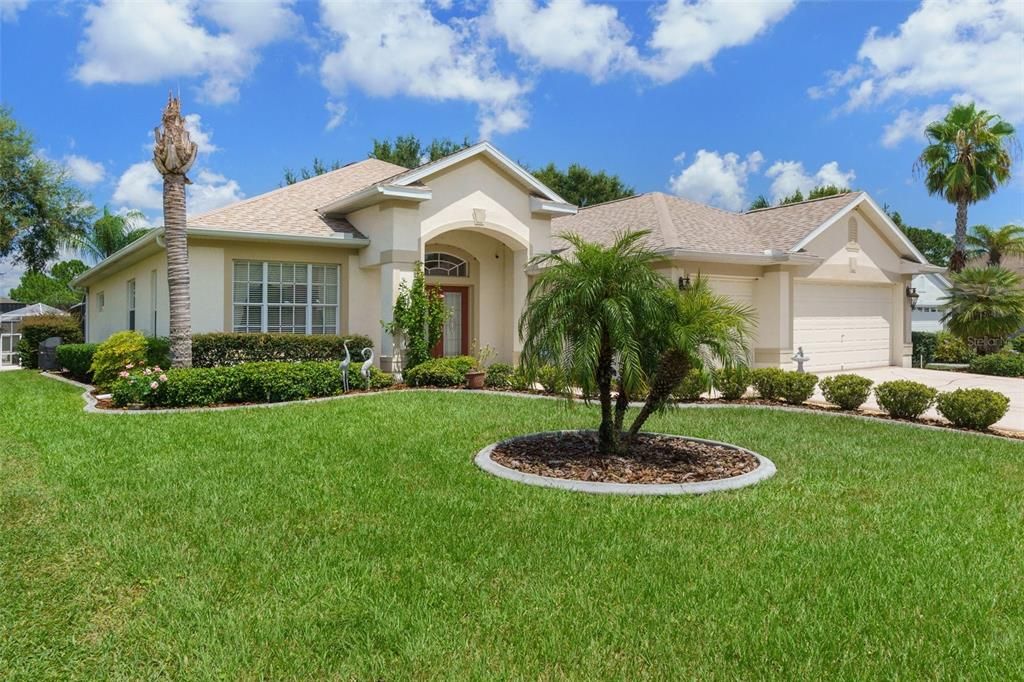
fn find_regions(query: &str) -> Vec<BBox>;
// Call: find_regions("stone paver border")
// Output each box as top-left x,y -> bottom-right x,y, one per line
474,430 -> 776,495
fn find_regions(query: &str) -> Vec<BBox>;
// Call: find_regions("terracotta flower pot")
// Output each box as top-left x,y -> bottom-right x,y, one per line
465,371 -> 486,389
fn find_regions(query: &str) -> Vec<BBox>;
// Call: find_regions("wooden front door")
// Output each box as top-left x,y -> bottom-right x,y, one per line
431,286 -> 470,357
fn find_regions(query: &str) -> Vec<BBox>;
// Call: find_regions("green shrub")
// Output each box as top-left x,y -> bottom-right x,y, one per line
874,380 -> 938,419
1012,335 -> 1024,354
404,357 -> 470,387
508,366 -> 531,391
145,336 -> 171,368
934,332 -> 975,363
712,366 -> 751,400
673,369 -> 709,401
777,371 -> 818,405
819,374 -> 873,410
15,314 -> 83,369
484,363 -> 514,388
91,331 -> 150,389
936,388 -> 1010,431
968,352 -> 1024,377
190,333 -> 373,367
111,360 -> 392,408
55,343 -> 99,382
536,364 -> 565,393
911,331 -> 938,367
751,367 -> 786,401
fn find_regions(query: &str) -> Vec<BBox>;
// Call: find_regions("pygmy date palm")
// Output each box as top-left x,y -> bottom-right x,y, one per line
965,224 -> 1024,267
942,266 -> 1024,353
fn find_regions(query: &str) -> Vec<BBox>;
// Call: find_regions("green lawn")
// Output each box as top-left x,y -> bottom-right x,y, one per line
2,371 -> 1023,680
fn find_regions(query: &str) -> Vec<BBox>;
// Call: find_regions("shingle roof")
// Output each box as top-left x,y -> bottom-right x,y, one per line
553,191 -> 863,256
188,158 -> 408,238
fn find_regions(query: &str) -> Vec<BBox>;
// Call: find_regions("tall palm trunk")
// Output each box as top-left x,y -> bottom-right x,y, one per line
950,197 -> 969,273
163,174 -> 192,367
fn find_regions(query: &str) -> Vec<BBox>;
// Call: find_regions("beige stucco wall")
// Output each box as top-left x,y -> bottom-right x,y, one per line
86,250 -> 167,343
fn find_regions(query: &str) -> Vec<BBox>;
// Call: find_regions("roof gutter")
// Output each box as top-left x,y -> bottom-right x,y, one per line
71,228 -> 165,287
317,184 -> 432,215
662,248 -> 823,265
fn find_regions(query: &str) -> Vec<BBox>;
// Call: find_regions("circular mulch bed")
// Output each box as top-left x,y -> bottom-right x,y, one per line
476,430 -> 775,496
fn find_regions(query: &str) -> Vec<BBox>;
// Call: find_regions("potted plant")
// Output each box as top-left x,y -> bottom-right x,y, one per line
466,342 -> 494,389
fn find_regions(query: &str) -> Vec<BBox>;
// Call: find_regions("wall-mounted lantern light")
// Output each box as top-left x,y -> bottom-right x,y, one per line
906,286 -> 919,310
678,275 -> 691,291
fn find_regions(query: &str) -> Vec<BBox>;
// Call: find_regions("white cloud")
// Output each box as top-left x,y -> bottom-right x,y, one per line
112,161 -> 244,221
0,258 -> 26,297
639,0 -> 795,82
880,104 -> 948,148
668,149 -> 764,211
63,154 -> 106,186
183,113 -> 218,153
814,0 -> 1024,129
324,100 -> 346,131
0,0 -> 28,22
765,160 -> 856,202
112,162 -> 164,211
188,170 -> 244,214
75,0 -> 300,104
319,0 -> 529,139
489,0 -> 637,81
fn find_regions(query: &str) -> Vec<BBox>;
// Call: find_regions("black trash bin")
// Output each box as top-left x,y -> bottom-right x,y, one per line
38,336 -> 62,371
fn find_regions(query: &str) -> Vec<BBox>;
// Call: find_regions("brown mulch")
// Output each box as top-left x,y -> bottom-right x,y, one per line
491,431 -> 759,485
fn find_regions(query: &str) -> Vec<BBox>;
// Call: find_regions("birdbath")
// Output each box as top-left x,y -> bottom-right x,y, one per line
791,346 -> 810,373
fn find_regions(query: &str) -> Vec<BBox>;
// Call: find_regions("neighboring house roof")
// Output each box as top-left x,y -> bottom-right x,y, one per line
553,190 -> 932,265
188,157 -> 408,239
0,302 -> 67,321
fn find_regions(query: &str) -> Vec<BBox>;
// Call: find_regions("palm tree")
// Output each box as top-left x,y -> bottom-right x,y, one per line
942,266 -> 1024,353
153,93 -> 198,367
965,224 -> 1024,266
916,103 -> 1016,272
75,207 -> 150,262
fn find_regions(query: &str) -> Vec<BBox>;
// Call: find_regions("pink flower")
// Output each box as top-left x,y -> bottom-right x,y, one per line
143,368 -> 152,376
118,371 -> 130,379
152,366 -> 162,373
126,363 -> 134,369
150,381 -> 159,390
159,374 -> 168,382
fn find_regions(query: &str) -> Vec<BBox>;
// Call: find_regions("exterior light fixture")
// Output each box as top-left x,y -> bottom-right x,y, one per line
906,285 -> 919,310
678,275 -> 691,291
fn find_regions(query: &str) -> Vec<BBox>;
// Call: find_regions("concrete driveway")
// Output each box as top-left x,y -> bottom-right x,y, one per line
811,366 -> 1024,433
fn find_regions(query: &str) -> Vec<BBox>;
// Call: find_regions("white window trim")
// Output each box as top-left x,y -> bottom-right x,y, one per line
233,260 -> 340,335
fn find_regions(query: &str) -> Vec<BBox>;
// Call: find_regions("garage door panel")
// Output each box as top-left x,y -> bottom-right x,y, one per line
794,282 -> 892,371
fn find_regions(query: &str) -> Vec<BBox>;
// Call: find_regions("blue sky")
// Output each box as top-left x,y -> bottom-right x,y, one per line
2,0 -> 1022,295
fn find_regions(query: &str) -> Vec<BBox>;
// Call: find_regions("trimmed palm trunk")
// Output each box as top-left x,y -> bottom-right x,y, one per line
153,94 -> 198,368
951,198 -> 969,273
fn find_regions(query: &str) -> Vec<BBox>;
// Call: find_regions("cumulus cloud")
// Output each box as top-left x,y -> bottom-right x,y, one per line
183,113 -> 218,153
668,149 -> 764,211
75,0 -> 300,104
63,154 -> 106,186
324,100 -> 347,131
765,160 -> 856,202
0,0 -> 28,22
812,0 -> 1024,138
187,169 -> 244,214
112,161 -> 243,221
880,103 -> 949,148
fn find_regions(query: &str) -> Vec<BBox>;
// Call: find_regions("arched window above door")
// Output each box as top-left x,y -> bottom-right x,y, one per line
424,252 -> 469,277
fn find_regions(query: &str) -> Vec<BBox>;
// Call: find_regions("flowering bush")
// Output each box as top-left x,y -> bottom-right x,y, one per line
109,364 -> 169,407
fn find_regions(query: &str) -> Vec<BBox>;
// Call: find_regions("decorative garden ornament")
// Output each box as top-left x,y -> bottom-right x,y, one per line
791,347 -> 810,373
153,92 -> 199,368
360,347 -> 374,388
340,340 -> 351,392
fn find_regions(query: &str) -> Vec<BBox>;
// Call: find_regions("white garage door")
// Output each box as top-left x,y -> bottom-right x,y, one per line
794,281 -> 893,371
705,276 -> 755,306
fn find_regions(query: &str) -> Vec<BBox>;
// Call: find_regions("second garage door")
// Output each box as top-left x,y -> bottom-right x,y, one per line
793,281 -> 893,371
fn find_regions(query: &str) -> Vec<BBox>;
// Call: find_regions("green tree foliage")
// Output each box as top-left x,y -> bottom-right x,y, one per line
942,266 -> 1024,353
965,224 -> 1024,266
884,206 -> 954,267
0,107 -> 94,271
916,102 -> 1016,271
282,158 -> 343,186
519,231 -> 753,454
74,207 -> 151,262
371,135 -> 472,169
807,184 -> 852,200
386,263 -> 449,371
747,195 -> 770,210
530,162 -> 635,207
8,259 -> 88,308
778,189 -> 804,205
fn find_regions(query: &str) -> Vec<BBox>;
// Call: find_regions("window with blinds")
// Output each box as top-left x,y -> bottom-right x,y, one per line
232,260 -> 340,335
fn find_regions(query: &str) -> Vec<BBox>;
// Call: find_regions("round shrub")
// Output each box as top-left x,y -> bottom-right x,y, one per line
673,369 -> 709,401
536,364 -> 565,394
712,366 -> 751,400
934,332 -> 974,363
936,388 -> 1010,431
819,374 -> 873,411
404,357 -> 466,387
55,343 -> 99,382
968,352 -> 1024,377
777,371 -> 818,405
751,367 -> 786,401
874,380 -> 938,419
91,331 -> 149,389
484,363 -> 514,388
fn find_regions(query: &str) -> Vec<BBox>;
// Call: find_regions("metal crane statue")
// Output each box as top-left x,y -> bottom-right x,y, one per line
360,348 -> 374,389
339,340 -> 351,392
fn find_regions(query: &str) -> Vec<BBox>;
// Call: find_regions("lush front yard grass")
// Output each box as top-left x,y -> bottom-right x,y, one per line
2,371 -> 1023,679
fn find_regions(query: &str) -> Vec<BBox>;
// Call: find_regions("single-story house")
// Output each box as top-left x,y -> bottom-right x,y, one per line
73,141 -> 942,373
910,272 -> 951,333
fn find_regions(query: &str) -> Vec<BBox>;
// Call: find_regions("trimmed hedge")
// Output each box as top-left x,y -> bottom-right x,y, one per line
712,366 -> 750,400
819,374 -> 873,410
55,343 -> 99,382
111,360 -> 393,408
969,352 -> 1024,377
751,367 -> 786,401
673,369 -> 709,401
15,315 -> 83,368
403,356 -> 475,387
936,388 -> 1010,431
874,380 -> 938,419
191,333 -> 373,367
777,371 -> 818,405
